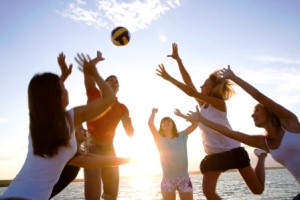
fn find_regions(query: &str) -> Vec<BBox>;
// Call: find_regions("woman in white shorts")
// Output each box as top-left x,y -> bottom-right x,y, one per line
148,108 -> 198,200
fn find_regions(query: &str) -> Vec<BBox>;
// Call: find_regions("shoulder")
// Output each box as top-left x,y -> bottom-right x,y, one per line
87,87 -> 101,99
116,101 -> 129,115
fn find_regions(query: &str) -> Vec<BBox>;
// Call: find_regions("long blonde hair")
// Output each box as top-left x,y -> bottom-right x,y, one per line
209,70 -> 235,100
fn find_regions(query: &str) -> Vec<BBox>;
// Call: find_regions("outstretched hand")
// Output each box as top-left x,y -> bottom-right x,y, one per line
220,65 -> 235,80
167,43 -> 180,60
57,53 -> 73,81
156,64 -> 171,80
174,109 -> 184,118
186,106 -> 202,122
95,51 -> 105,62
75,53 -> 97,76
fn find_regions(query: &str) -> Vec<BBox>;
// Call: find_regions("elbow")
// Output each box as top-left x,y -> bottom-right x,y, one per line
185,88 -> 196,97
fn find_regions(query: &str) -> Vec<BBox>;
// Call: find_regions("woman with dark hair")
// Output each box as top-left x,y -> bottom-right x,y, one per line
179,66 -> 300,200
148,108 -> 198,200
0,53 -> 117,200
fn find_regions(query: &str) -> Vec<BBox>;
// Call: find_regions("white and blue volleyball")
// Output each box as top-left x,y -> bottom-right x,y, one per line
111,26 -> 131,46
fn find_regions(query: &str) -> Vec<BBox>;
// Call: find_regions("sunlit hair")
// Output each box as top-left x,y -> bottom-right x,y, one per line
28,73 -> 72,158
158,117 -> 178,138
255,104 -> 281,127
105,75 -> 117,82
209,70 -> 235,100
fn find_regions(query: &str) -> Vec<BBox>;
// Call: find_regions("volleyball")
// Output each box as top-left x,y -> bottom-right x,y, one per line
111,26 -> 131,46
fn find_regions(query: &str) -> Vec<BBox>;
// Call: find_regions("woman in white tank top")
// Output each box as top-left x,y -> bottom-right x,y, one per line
0,53 -> 117,200
156,43 -> 267,200
182,66 -> 300,200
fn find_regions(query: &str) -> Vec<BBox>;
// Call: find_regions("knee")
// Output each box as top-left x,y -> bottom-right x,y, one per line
251,187 -> 264,195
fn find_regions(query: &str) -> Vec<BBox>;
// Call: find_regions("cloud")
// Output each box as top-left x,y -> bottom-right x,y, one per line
0,118 -> 9,123
56,0 -> 180,32
252,56 -> 300,65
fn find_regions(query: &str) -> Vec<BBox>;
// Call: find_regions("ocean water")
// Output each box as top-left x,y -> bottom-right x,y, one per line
0,169 -> 299,200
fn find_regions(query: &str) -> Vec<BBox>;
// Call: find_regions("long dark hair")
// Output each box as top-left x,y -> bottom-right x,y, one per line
158,117 -> 178,138
28,73 -> 72,158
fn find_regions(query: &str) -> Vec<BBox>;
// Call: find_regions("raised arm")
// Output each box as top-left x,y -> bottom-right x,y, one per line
67,154 -> 131,169
148,108 -> 160,150
156,64 -> 225,109
73,53 -> 116,127
181,106 -> 268,151
167,43 -> 202,105
174,108 -> 198,135
221,66 -> 299,125
84,51 -> 105,90
57,53 -> 73,82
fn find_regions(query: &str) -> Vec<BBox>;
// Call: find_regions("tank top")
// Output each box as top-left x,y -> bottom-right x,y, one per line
0,109 -> 77,200
198,104 -> 240,154
266,127 -> 300,185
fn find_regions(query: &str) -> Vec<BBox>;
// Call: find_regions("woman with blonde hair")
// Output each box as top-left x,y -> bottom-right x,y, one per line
156,43 -> 267,199
180,66 -> 300,200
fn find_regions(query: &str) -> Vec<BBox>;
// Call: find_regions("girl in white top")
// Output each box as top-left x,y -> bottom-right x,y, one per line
182,66 -> 300,200
156,43 -> 266,199
0,53 -> 117,200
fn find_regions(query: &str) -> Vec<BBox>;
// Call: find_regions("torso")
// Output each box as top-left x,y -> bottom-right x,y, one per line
266,127 -> 300,185
158,130 -> 189,178
1,109 -> 77,200
199,104 -> 240,154
87,87 -> 128,144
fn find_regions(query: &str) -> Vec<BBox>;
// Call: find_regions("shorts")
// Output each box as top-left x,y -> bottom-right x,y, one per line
161,175 -> 193,193
293,193 -> 300,200
200,147 -> 250,174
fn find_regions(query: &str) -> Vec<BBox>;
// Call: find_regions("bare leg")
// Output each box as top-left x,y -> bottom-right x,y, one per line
238,153 -> 266,194
84,168 -> 101,200
202,170 -> 222,200
161,191 -> 176,200
178,191 -> 193,200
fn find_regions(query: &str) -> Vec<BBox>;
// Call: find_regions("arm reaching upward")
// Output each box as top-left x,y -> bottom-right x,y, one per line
84,51 -> 105,90
167,43 -> 202,104
148,108 -> 160,150
73,53 -> 116,127
156,64 -> 225,110
221,66 -> 299,127
57,53 -> 73,82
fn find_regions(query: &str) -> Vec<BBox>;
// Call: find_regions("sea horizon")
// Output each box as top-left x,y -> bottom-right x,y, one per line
0,166 -> 285,187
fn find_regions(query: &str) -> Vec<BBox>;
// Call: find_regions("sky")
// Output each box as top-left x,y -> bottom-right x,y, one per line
0,0 -> 300,180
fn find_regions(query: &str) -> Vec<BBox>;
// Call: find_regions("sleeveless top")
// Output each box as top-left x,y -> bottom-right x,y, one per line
158,130 -> 189,178
198,104 -> 240,154
266,127 -> 300,185
0,109 -> 77,200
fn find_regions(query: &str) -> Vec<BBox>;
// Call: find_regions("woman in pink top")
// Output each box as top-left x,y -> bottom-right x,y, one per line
181,66 -> 300,200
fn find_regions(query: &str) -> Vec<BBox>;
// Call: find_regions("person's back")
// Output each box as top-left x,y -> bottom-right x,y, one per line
1,111 -> 76,200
